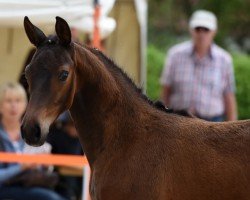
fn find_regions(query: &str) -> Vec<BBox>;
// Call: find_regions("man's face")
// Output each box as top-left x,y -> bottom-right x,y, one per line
190,27 -> 216,48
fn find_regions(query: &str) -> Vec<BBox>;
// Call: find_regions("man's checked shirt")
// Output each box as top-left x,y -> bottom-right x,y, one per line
160,41 -> 235,118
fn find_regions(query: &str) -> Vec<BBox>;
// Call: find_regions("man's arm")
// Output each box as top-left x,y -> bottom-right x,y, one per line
161,85 -> 171,107
224,92 -> 237,121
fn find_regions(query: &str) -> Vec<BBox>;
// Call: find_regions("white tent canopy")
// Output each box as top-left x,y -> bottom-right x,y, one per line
0,0 -> 116,38
0,0 -> 115,23
0,0 -> 147,89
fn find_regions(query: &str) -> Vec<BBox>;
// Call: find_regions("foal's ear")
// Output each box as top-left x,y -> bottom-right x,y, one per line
24,16 -> 46,47
55,17 -> 71,46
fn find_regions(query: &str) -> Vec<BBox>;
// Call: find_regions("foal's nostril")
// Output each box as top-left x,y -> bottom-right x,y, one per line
20,123 -> 42,145
33,123 -> 42,143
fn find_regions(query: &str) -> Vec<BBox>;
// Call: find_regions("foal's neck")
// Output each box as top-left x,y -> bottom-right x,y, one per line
70,44 -> 143,166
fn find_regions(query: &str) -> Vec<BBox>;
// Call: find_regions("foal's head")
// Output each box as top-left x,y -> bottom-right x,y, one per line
21,17 -> 76,146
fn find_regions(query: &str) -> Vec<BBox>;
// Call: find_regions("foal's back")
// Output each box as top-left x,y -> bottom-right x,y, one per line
148,114 -> 250,200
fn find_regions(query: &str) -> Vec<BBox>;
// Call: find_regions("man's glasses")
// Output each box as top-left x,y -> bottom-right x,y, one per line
194,27 -> 210,33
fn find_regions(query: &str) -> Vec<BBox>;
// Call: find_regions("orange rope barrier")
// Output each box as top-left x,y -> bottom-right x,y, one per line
0,152 -> 88,167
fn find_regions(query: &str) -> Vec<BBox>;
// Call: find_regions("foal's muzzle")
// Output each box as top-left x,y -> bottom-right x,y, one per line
21,123 -> 44,146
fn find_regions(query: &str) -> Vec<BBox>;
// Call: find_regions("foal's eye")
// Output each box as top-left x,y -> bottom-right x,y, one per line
58,70 -> 69,81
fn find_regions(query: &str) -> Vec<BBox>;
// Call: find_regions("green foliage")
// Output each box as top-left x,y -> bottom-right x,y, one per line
234,54 -> 250,119
146,45 -> 165,100
146,45 -> 250,119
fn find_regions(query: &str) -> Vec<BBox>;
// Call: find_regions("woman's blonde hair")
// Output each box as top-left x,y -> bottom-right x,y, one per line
0,82 -> 27,105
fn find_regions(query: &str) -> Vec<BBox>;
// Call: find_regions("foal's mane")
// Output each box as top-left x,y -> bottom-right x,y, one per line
81,44 -> 193,118
83,45 -> 153,104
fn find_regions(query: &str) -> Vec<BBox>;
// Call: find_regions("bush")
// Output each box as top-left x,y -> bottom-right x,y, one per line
146,45 -> 165,100
146,45 -> 250,119
234,54 -> 250,119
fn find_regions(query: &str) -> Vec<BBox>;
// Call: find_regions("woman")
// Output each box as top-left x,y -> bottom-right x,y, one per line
0,82 -> 66,200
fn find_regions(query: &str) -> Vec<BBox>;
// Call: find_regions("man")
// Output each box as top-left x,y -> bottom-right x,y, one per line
160,10 -> 237,122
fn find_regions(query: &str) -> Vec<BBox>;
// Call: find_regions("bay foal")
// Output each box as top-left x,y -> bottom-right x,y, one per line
21,17 -> 250,200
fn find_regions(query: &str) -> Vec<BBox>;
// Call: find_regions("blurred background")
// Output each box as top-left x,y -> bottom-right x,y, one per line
147,0 -> 250,119
0,0 -> 249,119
